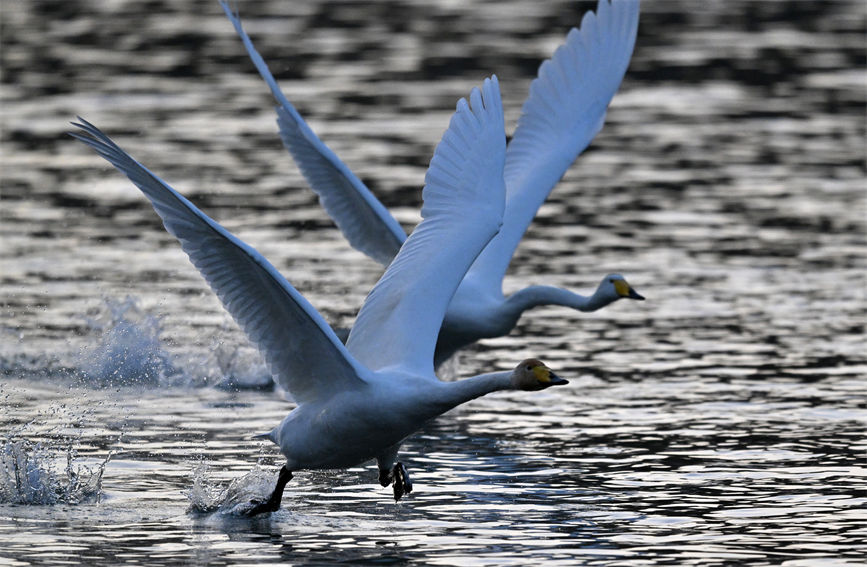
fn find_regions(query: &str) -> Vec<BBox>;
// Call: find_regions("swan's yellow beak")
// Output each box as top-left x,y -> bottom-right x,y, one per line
614,279 -> 644,301
533,365 -> 569,386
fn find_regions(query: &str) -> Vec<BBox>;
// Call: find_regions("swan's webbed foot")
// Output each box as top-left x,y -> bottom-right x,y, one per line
244,465 -> 292,516
379,462 -> 413,501
392,462 -> 412,500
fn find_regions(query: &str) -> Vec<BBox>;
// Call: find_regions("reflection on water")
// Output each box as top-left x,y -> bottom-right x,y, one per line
1,0 -> 865,565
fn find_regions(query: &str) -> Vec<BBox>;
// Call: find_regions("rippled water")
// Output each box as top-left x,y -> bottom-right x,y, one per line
1,0 -> 865,565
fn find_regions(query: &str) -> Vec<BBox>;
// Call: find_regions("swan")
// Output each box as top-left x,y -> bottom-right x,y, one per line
70,76 -> 568,514
221,0 -> 644,367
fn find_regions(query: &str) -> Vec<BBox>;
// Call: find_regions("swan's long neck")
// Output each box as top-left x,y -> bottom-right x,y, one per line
428,371 -> 514,415
503,284 -> 606,320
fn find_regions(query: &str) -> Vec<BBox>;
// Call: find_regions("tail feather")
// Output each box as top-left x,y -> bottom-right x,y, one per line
252,431 -> 275,443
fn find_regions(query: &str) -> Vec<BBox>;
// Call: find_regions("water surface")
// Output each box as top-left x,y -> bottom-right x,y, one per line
1,0 -> 865,565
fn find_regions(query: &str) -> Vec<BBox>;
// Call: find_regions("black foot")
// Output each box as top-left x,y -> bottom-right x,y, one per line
378,462 -> 413,501
391,462 -> 413,501
244,466 -> 292,516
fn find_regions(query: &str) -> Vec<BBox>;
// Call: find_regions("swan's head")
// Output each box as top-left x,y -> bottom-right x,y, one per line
598,273 -> 644,303
512,358 -> 568,391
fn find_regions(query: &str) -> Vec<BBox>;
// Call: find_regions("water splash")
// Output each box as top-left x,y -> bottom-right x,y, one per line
72,297 -> 275,390
186,462 -> 280,516
76,296 -> 180,387
209,342 -> 273,391
0,431 -> 115,506
0,378 -> 123,506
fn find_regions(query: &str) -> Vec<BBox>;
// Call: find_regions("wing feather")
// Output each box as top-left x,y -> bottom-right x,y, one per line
70,118 -> 369,404
465,0 -> 640,294
346,77 -> 506,376
220,1 -> 405,266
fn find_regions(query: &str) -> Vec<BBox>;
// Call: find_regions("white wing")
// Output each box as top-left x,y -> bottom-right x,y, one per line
465,0 -> 640,294
346,77 -> 506,376
220,1 -> 405,266
70,118 -> 370,405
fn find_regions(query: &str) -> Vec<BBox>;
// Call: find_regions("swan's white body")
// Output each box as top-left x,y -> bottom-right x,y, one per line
72,76 -> 567,507
270,369 -> 535,472
221,0 -> 643,366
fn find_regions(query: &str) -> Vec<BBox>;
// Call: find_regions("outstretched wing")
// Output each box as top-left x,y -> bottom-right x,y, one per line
346,77 -> 506,376
220,1 -> 405,266
70,118 -> 370,405
465,0 -> 640,295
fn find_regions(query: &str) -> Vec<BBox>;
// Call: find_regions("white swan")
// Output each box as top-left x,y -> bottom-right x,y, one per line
221,0 -> 644,367
70,76 -> 568,513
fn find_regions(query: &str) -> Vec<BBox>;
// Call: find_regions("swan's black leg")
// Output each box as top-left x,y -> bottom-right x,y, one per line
245,465 -> 292,516
378,461 -> 413,501
379,466 -> 392,488
391,462 -> 412,501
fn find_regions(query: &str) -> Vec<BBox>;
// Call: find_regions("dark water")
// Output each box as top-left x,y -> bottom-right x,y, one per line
1,0 -> 865,565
